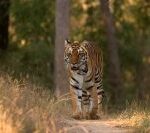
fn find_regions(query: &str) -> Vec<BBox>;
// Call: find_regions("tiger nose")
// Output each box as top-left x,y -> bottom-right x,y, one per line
71,64 -> 78,70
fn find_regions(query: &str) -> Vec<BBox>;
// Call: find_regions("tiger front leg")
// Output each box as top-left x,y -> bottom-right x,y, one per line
82,90 -> 90,119
88,87 -> 99,120
70,86 -> 83,119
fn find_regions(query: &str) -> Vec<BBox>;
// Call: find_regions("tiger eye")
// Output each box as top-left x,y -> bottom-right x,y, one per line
79,52 -> 85,56
67,52 -> 71,57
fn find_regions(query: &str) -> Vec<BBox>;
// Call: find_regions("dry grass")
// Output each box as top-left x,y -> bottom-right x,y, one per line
1,73 -> 150,133
0,73 -> 71,133
114,102 -> 150,133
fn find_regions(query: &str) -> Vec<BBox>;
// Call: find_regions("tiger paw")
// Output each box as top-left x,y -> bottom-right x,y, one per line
72,112 -> 83,120
89,113 -> 100,120
82,112 -> 90,120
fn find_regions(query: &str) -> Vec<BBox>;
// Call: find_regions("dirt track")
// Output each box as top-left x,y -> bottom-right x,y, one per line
60,119 -> 132,133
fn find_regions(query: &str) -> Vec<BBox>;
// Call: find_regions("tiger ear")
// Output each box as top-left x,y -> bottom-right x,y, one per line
81,40 -> 88,47
65,39 -> 71,47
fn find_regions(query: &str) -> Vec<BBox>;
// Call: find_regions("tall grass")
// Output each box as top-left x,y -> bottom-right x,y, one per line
0,73 -> 71,133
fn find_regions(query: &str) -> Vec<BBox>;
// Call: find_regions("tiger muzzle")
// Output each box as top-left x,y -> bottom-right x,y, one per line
71,64 -> 78,70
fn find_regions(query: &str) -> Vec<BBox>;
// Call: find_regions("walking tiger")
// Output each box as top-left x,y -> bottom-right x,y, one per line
64,39 -> 105,119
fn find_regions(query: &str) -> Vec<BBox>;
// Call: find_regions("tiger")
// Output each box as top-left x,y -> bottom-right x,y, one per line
64,39 -> 105,120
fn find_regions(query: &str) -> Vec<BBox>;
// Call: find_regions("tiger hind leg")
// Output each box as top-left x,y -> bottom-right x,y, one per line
97,88 -> 105,116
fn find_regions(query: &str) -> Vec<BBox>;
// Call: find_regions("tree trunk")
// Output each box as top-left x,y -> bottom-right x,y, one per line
100,0 -> 123,105
54,0 -> 70,97
0,0 -> 10,50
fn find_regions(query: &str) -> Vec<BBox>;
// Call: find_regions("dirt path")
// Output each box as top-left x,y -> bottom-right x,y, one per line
59,119 -> 132,133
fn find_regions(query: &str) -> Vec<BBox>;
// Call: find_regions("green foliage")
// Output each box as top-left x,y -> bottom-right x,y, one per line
10,0 -> 55,44
0,0 -> 55,89
0,42 -> 54,89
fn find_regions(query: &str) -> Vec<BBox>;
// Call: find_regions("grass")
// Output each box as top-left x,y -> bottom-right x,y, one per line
0,73 -> 150,133
113,102 -> 150,133
0,73 -> 71,133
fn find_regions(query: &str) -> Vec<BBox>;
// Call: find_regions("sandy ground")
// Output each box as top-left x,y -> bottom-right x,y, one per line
58,119 -> 132,133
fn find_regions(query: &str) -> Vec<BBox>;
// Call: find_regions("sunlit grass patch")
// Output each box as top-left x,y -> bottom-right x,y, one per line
114,102 -> 150,133
0,73 -> 71,133
0,105 -> 19,133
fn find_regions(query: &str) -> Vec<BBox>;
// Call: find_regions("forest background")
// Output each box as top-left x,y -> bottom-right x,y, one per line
0,0 -> 150,132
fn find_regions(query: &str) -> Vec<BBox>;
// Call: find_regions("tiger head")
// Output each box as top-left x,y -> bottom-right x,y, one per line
64,39 -> 88,74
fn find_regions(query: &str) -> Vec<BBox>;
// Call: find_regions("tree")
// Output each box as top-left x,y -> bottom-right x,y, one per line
0,0 -> 10,50
99,0 -> 123,105
54,0 -> 70,97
